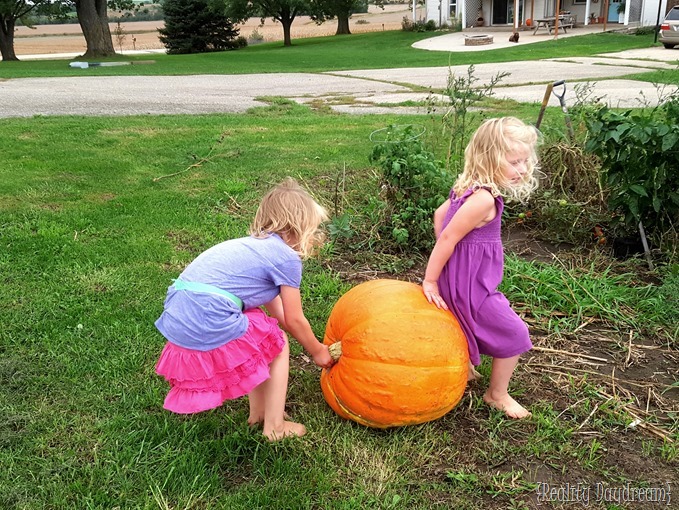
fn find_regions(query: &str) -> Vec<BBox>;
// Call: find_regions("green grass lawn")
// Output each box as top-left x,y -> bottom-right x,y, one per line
1,107 -> 677,509
0,30 -> 663,79
1,29 -> 677,509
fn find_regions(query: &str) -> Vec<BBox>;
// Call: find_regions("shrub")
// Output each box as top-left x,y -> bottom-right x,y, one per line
584,98 -> 679,238
401,16 -> 435,32
369,125 -> 453,252
159,0 -> 243,54
248,27 -> 265,43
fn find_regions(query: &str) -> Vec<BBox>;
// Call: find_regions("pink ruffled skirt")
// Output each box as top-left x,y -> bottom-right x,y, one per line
155,308 -> 286,414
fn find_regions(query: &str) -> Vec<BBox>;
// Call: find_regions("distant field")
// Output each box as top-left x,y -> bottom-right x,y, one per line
13,4 -> 416,56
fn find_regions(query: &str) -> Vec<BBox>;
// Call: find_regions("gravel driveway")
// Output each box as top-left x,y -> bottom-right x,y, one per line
0,73 -> 407,118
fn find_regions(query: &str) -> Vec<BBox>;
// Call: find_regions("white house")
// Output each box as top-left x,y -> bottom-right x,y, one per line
425,0 -> 669,29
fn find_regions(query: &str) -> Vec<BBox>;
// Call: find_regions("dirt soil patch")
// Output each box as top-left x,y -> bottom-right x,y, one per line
13,4 -> 416,57
326,221 -> 678,508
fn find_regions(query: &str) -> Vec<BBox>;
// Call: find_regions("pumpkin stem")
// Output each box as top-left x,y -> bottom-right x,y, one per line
328,342 -> 342,361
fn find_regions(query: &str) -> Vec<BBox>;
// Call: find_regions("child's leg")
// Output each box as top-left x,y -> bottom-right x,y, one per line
247,384 -> 266,426
483,354 -> 531,419
248,387 -> 290,426
249,336 -> 306,441
467,360 -> 482,381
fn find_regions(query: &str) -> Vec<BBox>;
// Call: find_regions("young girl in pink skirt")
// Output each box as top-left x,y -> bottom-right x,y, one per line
155,178 -> 334,441
423,117 -> 539,419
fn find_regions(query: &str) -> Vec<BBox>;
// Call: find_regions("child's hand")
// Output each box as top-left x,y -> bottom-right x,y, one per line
312,344 -> 334,369
423,279 -> 449,310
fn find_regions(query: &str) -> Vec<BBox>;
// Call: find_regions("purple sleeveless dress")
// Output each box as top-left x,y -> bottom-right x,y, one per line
438,188 -> 532,366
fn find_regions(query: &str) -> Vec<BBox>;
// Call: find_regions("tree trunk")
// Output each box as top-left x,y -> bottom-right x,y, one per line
336,14 -> 351,35
275,5 -> 296,47
0,16 -> 19,61
75,0 -> 116,58
282,19 -> 293,46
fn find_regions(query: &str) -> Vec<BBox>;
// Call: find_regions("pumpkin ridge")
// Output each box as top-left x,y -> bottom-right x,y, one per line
332,392 -> 381,428
333,353 -> 467,370
328,359 -> 466,418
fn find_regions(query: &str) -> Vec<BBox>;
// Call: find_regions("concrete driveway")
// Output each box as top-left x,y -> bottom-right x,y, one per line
328,52 -> 678,111
0,31 -> 677,118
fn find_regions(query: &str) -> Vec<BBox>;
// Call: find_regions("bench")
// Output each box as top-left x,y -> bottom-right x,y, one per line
532,14 -> 576,34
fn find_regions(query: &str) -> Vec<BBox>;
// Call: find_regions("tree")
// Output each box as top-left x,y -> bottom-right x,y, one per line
309,0 -> 380,35
74,0 -> 115,57
74,0 -> 115,58
1,0 -> 142,61
74,0 -> 140,58
0,0 -> 66,61
0,0 -> 32,61
227,0 -> 311,46
159,0 -> 242,54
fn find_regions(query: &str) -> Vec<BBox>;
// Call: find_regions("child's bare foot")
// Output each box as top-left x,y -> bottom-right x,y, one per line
483,390 -> 531,419
263,421 -> 307,441
248,412 -> 291,427
468,362 -> 482,381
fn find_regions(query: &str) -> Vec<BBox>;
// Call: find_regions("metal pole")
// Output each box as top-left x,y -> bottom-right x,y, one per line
638,221 -> 654,271
654,0 -> 663,43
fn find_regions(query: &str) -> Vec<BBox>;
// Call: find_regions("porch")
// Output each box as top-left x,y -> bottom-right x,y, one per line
423,0 -> 667,30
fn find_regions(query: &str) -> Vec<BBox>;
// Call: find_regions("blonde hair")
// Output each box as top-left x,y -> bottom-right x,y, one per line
250,177 -> 329,259
453,117 -> 540,203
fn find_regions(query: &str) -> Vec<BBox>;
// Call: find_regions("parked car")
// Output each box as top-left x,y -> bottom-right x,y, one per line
659,6 -> 679,49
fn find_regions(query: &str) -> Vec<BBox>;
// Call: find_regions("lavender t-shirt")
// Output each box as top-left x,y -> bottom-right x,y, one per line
155,234 -> 301,351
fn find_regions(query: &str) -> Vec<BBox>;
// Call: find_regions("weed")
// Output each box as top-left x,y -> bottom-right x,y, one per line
248,27 -> 265,43
113,21 -> 127,53
426,65 -> 509,174
328,213 -> 354,243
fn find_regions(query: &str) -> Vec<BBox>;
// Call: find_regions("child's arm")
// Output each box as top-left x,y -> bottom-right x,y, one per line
423,190 -> 496,309
433,199 -> 450,238
263,295 -> 286,324
269,286 -> 333,368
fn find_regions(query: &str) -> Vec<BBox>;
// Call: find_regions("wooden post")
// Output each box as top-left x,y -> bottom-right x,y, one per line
603,0 -> 609,31
554,0 -> 561,39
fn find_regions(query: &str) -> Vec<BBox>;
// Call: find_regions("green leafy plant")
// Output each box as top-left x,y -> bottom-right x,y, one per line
328,213 -> 354,242
369,124 -> 452,252
584,98 -> 679,237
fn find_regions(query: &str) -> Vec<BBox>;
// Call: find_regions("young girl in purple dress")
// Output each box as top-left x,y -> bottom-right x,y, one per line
155,178 -> 334,440
423,117 -> 539,419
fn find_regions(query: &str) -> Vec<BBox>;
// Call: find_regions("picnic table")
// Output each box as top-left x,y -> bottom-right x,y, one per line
532,14 -> 576,34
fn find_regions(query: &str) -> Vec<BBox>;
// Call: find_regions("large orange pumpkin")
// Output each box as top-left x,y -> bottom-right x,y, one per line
320,279 -> 469,428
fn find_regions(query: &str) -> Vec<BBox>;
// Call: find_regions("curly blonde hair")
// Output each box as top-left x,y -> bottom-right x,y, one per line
453,117 -> 540,203
250,177 -> 328,259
